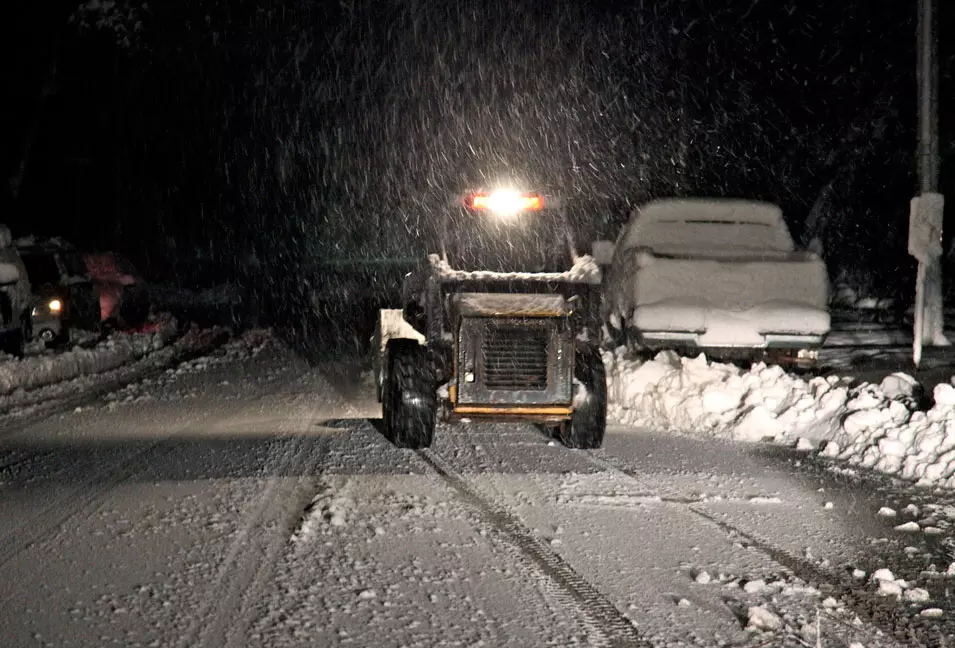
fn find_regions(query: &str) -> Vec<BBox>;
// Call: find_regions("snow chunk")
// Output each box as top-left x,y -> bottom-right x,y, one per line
871,569 -> 896,582
877,580 -> 903,598
894,521 -> 921,533
293,483 -> 355,542
904,588 -> 931,603
693,570 -> 712,585
742,579 -> 768,594
880,372 -> 919,400
746,606 -> 782,632
794,437 -> 815,451
936,384 -> 955,407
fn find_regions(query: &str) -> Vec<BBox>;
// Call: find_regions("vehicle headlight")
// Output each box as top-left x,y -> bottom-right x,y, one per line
467,190 -> 544,217
48,299 -> 62,313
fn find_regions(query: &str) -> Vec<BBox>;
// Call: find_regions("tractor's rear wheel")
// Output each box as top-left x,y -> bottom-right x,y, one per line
556,346 -> 606,449
383,339 -> 436,449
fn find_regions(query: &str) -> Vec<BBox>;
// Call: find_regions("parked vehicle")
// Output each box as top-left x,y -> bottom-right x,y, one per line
15,237 -> 100,347
83,252 -> 151,330
0,227 -> 33,357
601,198 -> 830,368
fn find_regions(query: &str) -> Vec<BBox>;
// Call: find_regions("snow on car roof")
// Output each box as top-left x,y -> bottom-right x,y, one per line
623,199 -> 794,253
637,198 -> 784,226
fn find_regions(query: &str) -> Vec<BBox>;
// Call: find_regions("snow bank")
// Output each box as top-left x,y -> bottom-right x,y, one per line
825,381 -> 955,486
0,317 -> 178,395
605,349 -> 955,487
605,348 -> 848,442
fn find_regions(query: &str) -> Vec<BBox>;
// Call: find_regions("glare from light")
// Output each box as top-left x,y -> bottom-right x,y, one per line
48,299 -> 62,313
469,190 -> 543,216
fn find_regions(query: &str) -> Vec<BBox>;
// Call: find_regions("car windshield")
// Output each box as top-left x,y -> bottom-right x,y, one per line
21,253 -> 61,286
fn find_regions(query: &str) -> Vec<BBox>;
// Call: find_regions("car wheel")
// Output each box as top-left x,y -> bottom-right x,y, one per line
383,339 -> 436,449
556,346 -> 606,449
45,328 -> 70,350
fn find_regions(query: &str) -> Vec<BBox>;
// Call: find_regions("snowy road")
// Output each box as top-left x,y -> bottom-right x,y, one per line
0,340 -> 951,647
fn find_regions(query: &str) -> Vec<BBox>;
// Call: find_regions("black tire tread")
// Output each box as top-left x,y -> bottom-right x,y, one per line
383,339 -> 436,449
558,347 -> 606,449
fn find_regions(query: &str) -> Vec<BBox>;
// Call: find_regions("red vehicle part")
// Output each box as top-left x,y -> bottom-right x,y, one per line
83,252 -> 150,329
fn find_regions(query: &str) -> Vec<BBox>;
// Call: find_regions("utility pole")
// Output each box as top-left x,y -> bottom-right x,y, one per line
912,0 -> 947,367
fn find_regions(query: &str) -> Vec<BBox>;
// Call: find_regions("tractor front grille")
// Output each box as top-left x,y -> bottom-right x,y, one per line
456,314 -> 573,407
483,326 -> 549,391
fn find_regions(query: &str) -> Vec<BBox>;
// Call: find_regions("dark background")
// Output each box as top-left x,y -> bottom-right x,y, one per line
3,0 -> 954,327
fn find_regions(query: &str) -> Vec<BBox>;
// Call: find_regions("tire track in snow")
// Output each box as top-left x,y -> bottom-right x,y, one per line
417,447 -> 652,648
0,361 -> 310,583
180,397 -> 323,648
0,440 -> 173,573
585,449 -> 941,647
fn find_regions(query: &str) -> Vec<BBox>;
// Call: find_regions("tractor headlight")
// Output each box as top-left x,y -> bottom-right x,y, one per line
466,190 -> 544,217
48,299 -> 62,313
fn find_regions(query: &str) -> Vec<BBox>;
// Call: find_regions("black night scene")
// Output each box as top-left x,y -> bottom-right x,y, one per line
3,1 -> 955,646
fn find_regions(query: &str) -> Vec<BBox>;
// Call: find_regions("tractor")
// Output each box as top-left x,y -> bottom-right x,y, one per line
374,188 -> 606,449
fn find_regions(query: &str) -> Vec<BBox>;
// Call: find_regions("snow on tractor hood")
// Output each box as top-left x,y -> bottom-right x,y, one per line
429,253 -> 602,284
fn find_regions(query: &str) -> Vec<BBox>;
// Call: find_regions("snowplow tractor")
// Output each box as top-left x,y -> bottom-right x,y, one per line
375,189 -> 606,450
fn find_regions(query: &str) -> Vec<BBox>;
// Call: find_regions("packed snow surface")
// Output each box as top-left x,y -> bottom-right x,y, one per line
605,348 -> 955,487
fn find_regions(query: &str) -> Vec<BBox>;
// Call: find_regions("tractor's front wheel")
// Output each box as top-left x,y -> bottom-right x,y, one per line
382,339 -> 436,449
556,347 -> 606,449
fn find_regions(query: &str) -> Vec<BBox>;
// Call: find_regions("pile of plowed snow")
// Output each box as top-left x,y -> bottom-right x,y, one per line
0,317 -> 178,395
604,348 -> 955,487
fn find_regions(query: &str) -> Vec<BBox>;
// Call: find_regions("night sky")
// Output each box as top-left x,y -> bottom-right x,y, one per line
3,0 -> 954,310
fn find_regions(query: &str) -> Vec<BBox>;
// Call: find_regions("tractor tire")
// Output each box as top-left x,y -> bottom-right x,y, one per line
383,339 -> 436,449
557,346 -> 606,449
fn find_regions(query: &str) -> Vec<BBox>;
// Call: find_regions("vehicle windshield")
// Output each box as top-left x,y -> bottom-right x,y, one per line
445,205 -> 573,273
21,253 -> 61,286
60,251 -> 89,278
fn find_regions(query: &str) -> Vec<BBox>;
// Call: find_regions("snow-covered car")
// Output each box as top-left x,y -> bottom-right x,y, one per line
602,198 -> 830,367
0,226 -> 33,357
83,252 -> 151,330
15,237 -> 100,346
